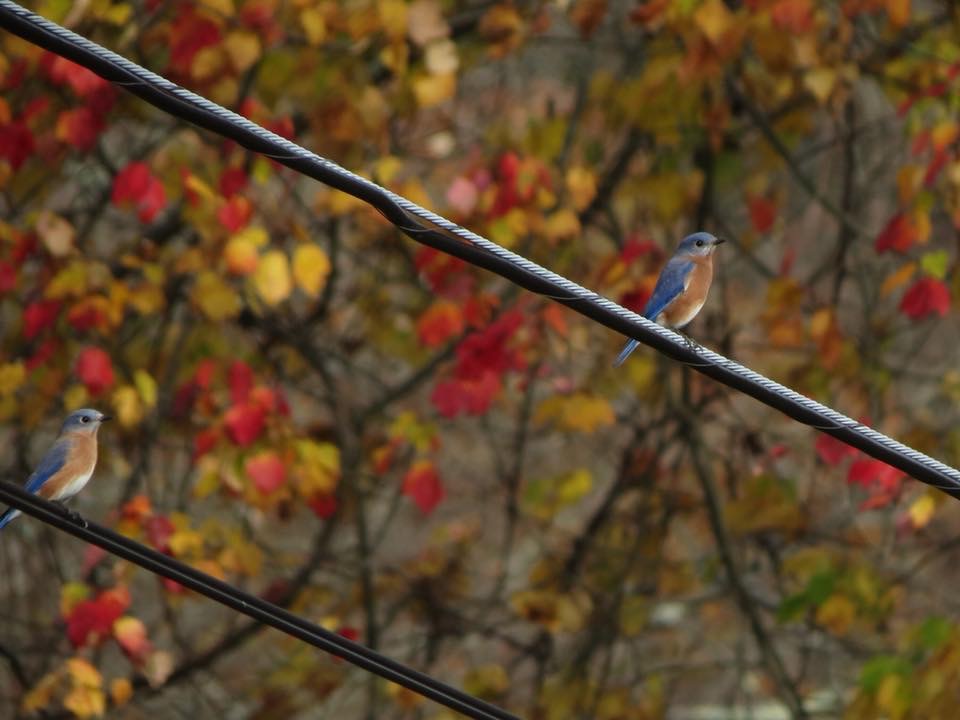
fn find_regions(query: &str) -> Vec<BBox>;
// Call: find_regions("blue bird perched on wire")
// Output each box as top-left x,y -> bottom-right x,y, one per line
614,231 -> 725,367
0,409 -> 111,530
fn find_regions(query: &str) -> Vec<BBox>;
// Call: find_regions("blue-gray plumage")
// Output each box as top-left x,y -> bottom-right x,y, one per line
615,232 -> 724,366
0,409 -> 110,530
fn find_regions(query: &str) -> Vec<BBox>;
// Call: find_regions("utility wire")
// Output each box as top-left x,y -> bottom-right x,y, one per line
0,481 -> 519,720
7,0 -> 950,499
1,0 -> 959,711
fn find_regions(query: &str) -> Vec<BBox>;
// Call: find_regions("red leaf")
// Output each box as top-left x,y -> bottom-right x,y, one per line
193,428 -> 220,460
770,0 -> 813,33
0,121 -> 35,169
75,347 -> 115,395
414,247 -> 471,298
431,371 -> 502,418
899,277 -> 950,319
875,213 -> 916,254
65,587 -> 130,648
26,338 -> 59,371
224,402 -> 266,446
217,196 -> 252,231
620,287 -> 651,314
113,616 -> 152,664
245,451 -> 286,494
146,515 -> 175,552
307,493 -> 338,519
228,360 -> 254,404
219,166 -> 249,197
848,458 -> 903,493
417,301 -> 465,348
42,53 -> 110,97
55,106 -> 105,150
112,162 -> 166,222
747,194 -> 777,233
402,460 -> 445,515
454,310 -> 525,378
924,150 -> 949,187
22,299 -> 61,339
170,7 -> 222,75
815,433 -> 857,466
620,237 -> 659,265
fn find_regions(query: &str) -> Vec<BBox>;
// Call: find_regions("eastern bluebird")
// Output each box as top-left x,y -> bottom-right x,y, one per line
614,232 -> 725,366
0,409 -> 110,530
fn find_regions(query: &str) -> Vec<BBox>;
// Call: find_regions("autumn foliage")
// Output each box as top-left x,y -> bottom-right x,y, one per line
2,0 -> 960,718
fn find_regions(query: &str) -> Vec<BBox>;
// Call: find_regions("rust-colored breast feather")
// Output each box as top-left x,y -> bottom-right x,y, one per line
661,254 -> 714,329
37,433 -> 98,501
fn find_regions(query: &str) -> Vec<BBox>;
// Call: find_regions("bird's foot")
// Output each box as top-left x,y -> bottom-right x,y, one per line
55,501 -> 88,529
679,331 -> 702,351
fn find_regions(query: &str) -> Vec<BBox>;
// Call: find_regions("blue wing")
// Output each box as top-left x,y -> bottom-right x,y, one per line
24,439 -> 70,495
0,439 -> 70,532
614,257 -> 693,367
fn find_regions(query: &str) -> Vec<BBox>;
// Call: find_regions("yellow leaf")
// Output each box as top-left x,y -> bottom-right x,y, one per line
193,271 -> 241,321
565,166 -> 596,211
66,657 -> 103,688
880,262 -> 916,297
224,235 -> 260,275
886,0 -> 910,28
183,174 -> 217,204
36,210 -> 75,257
294,440 -> 341,496
543,208 -> 580,242
803,67 -> 837,104
896,164 -> 922,204
378,0 -> 408,39
912,207 -> 931,244
233,225 -> 269,247
300,7 -> 327,45
110,678 -> 132,707
534,393 -> 615,433
0,361 -> 25,397
815,594 -> 856,636
424,38 -> 458,74
557,468 -> 592,505
47,260 -> 88,299
112,385 -> 143,428
224,31 -> 260,73
134,370 -> 157,408
21,670 -> 61,713
463,664 -> 509,697
412,72 -> 456,107
252,250 -> 292,306
931,120 -> 959,151
293,243 -> 331,297
191,45 -> 224,81
694,0 -> 733,45
908,493 -> 936,529
199,0 -> 234,15
64,384 -> 90,411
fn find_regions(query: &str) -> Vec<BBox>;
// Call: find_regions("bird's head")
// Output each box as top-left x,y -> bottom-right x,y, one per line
61,409 -> 112,435
677,232 -> 725,257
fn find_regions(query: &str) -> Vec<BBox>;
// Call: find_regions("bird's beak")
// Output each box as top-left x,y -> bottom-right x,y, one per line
714,237 -> 726,245
100,414 -> 113,422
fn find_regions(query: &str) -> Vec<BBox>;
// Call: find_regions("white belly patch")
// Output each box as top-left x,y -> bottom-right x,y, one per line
56,469 -> 93,501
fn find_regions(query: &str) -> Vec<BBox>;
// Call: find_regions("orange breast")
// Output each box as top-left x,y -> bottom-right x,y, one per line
661,255 -> 714,329
37,433 -> 98,501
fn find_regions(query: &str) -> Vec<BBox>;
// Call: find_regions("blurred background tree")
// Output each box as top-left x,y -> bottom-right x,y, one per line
1,0 -> 960,717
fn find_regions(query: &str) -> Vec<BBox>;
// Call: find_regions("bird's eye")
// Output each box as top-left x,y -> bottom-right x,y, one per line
80,416 -> 89,423
696,240 -> 704,247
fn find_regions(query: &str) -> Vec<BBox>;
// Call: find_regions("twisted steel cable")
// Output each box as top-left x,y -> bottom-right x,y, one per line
1,1 -> 958,500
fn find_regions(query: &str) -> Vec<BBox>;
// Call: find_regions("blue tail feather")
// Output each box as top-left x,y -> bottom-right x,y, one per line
613,339 -> 640,367
0,508 -> 19,531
